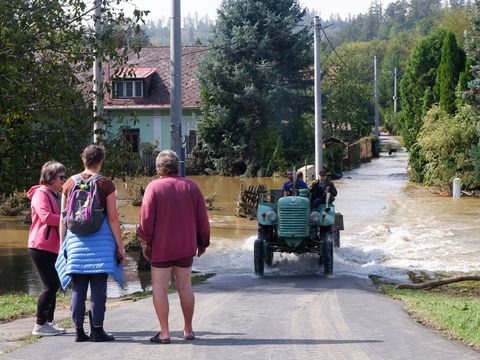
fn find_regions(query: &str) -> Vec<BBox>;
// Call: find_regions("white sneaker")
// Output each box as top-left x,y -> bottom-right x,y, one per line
48,322 -> 66,334
32,323 -> 61,336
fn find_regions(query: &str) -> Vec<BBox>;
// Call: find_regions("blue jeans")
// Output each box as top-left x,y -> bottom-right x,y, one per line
71,273 -> 108,329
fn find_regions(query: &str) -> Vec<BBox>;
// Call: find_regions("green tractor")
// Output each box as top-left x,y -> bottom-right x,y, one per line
254,188 -> 343,276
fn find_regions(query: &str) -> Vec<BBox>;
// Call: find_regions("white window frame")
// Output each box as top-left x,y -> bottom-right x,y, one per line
113,80 -> 144,98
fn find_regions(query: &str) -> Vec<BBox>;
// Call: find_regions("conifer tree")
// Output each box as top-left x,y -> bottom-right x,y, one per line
399,29 -> 447,149
435,30 -> 465,115
197,0 -> 312,176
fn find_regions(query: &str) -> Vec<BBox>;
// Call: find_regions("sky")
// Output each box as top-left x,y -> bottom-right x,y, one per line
130,0 -> 397,21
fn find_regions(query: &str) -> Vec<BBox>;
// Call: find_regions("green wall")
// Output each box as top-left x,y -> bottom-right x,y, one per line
106,109 -> 200,153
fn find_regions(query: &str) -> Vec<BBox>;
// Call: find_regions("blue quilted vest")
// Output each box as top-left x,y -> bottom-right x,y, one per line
55,218 -> 124,290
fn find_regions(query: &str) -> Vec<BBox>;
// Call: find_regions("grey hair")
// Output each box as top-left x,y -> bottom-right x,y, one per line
156,150 -> 179,176
39,161 -> 66,185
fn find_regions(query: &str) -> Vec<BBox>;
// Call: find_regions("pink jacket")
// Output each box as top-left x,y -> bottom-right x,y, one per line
136,176 -> 210,263
27,185 -> 61,254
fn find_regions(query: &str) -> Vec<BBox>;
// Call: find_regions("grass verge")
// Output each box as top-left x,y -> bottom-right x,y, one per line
0,292 -> 71,322
376,277 -> 480,351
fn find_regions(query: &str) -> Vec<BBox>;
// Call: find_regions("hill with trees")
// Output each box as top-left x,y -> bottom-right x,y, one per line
193,0 -> 479,191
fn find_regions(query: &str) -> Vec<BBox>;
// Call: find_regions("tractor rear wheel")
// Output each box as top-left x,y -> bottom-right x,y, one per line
323,228 -> 334,275
254,239 -> 265,276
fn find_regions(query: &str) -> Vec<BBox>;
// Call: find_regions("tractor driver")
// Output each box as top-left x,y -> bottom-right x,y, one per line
282,169 -> 308,196
309,168 -> 337,207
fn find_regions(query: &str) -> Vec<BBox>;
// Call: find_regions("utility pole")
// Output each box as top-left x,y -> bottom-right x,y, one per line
374,55 -> 380,156
93,0 -> 103,143
170,0 -> 185,176
314,16 -> 323,176
393,67 -> 397,118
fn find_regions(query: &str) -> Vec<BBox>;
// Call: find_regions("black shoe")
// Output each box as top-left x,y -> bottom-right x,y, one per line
75,328 -> 90,342
89,326 -> 115,342
88,311 -> 114,342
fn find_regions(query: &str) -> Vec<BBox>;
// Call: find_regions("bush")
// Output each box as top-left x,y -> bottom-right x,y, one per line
469,120 -> 480,182
415,105 -> 480,191
0,194 -> 29,216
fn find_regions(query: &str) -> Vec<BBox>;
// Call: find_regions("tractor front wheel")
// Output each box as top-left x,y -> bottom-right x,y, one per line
254,239 -> 265,276
265,248 -> 273,267
323,228 -> 334,275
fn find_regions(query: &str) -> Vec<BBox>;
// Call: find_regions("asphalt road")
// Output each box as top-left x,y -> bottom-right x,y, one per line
2,273 -> 478,360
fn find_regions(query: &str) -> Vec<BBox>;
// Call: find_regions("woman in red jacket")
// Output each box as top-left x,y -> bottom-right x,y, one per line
27,161 -> 66,337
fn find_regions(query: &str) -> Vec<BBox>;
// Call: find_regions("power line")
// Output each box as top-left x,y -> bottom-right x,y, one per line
130,24 -> 311,67
320,27 -> 349,70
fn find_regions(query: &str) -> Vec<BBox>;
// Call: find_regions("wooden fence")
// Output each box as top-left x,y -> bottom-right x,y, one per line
236,184 -> 266,220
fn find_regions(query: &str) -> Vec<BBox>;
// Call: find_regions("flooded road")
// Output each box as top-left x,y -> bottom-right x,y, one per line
1,149 -> 479,296
194,150 -> 480,281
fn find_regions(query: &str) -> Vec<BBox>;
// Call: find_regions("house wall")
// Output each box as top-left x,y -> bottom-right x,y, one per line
106,109 -> 200,154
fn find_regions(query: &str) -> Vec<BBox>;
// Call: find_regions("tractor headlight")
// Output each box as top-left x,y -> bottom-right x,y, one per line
266,210 -> 277,222
310,211 -> 321,223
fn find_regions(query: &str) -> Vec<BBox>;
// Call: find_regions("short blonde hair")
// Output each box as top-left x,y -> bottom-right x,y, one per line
156,150 -> 179,176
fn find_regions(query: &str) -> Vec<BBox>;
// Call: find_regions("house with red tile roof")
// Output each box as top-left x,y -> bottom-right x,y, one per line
104,46 -> 208,155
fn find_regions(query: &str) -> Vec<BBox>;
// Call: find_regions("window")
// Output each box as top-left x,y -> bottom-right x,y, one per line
123,128 -> 140,153
113,80 -> 143,98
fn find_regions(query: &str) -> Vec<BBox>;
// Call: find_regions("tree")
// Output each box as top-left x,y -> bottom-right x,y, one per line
378,0 -> 409,39
399,29 -> 447,149
0,0 -> 147,195
435,30 -> 465,114
321,40 -> 386,142
407,0 -> 442,26
379,33 -> 415,108
360,1 -> 383,41
197,0 -> 312,176
464,0 -> 480,182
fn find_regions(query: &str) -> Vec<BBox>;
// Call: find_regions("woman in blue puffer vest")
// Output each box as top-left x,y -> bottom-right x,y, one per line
56,145 -> 126,343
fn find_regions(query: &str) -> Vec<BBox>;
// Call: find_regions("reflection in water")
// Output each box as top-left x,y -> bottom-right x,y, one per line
1,151 -> 480,295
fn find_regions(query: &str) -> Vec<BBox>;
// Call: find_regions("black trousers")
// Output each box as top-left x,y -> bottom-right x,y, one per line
29,248 -> 60,325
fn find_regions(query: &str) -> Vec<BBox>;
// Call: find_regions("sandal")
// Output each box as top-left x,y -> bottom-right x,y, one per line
183,331 -> 195,341
149,332 -> 171,344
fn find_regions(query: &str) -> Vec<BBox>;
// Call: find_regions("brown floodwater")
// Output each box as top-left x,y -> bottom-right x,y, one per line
1,151 -> 479,296
0,175 -> 283,296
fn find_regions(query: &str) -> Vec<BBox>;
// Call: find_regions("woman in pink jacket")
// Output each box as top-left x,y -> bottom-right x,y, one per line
27,161 -> 66,337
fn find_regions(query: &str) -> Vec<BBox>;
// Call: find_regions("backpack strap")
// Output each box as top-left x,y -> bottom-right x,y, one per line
71,174 -> 84,185
84,174 -> 103,185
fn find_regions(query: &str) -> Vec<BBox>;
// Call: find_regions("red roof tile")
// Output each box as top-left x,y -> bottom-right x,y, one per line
113,67 -> 157,79
105,46 -> 208,110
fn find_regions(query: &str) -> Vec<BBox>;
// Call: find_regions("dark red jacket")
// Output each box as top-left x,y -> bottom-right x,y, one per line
136,176 -> 210,262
